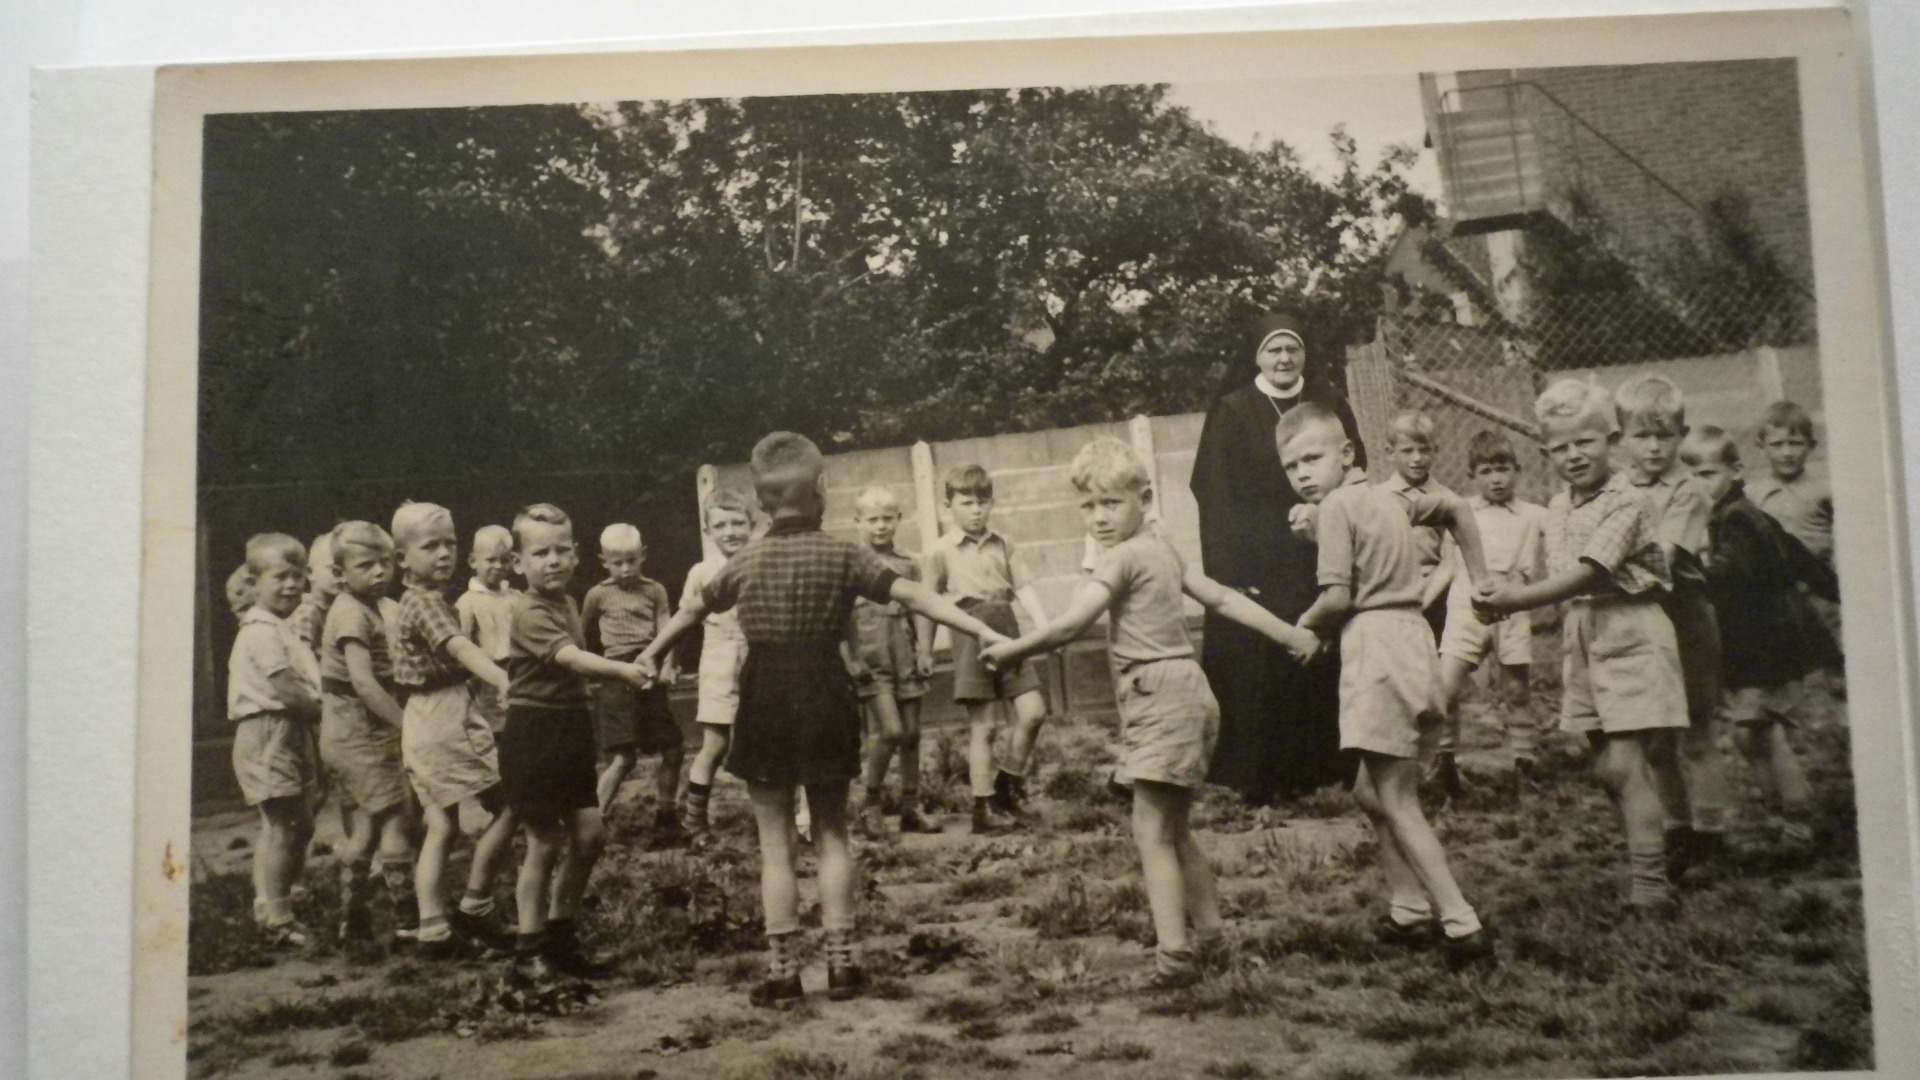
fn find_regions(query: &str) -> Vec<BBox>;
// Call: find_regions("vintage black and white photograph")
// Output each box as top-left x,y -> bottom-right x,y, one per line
155,16 -> 1900,1080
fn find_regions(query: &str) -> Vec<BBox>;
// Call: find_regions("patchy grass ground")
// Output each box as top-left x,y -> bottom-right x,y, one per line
187,647 -> 1869,1080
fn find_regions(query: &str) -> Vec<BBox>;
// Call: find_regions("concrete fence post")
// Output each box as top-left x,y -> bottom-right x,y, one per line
696,464 -> 718,562
1129,414 -> 1162,522
1754,346 -> 1786,408
911,440 -> 941,553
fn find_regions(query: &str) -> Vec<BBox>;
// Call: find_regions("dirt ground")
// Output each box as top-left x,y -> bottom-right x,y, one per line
185,659 -> 1871,1080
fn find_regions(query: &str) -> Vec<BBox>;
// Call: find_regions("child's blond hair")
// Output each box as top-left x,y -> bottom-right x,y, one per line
1679,425 -> 1741,469
1386,410 -> 1438,446
391,501 -> 453,549
245,532 -> 307,575
702,488 -> 755,528
511,503 -> 572,549
1614,375 -> 1687,433
328,521 -> 393,569
1069,437 -> 1152,495
600,523 -> 643,553
1534,379 -> 1618,434
471,524 -> 514,556
1273,400 -> 1348,455
853,485 -> 903,515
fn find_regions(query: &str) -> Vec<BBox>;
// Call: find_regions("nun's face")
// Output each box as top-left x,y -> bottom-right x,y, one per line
1255,332 -> 1307,390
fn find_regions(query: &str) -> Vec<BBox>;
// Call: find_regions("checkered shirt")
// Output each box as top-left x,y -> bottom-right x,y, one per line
1544,476 -> 1671,598
392,582 -> 467,688
702,517 -> 900,644
854,548 -> 921,616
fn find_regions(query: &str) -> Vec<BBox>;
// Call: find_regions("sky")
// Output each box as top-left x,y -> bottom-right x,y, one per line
1167,73 -> 1441,199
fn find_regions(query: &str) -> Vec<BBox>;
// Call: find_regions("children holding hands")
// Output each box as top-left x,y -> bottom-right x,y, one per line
678,489 -> 756,842
583,523 -> 684,830
847,485 -> 939,836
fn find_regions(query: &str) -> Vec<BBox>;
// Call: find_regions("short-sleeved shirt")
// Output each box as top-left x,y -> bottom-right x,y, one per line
393,580 -> 468,688
581,576 -> 673,660
1749,473 -> 1835,563
1316,482 -> 1452,612
701,517 -> 899,644
926,528 -> 1023,604
229,607 -> 320,720
456,578 -> 521,662
1088,532 -> 1195,666
289,594 -> 331,654
507,589 -> 590,709
320,592 -> 399,687
1444,496 -> 1546,607
1543,477 -> 1671,598
681,558 -> 743,641
1626,468 -> 1712,586
1380,474 -> 1455,578
855,548 -> 922,617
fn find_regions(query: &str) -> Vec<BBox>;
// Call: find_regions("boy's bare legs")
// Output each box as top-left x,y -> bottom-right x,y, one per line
966,701 -> 999,798
747,783 -> 805,996
549,807 -> 607,923
864,692 -> 906,798
897,700 -> 924,814
456,805 -> 516,936
805,782 -> 855,930
1736,718 -> 1813,840
515,819 -> 564,937
1002,688 -> 1049,778
656,746 -> 686,831
1497,664 -> 1537,762
1591,732 -> 1675,908
256,797 -> 313,934
415,801 -> 457,934
1350,765 -> 1434,925
1355,755 -> 1479,935
1132,781 -> 1193,955
597,751 -> 635,815
684,726 -> 729,836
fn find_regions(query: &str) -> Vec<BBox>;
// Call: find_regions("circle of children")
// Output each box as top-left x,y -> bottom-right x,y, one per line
222,372 -> 1839,1006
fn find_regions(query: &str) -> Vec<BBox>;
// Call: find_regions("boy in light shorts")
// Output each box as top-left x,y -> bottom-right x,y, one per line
1477,380 -> 1690,914
1432,430 -> 1546,787
679,489 -> 755,844
1282,403 -> 1496,968
984,438 -> 1321,989
456,524 -> 521,732
390,502 -> 518,958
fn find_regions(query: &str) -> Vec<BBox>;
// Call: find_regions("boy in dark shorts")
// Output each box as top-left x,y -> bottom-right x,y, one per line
501,503 -> 653,979
638,432 -> 1005,1007
583,523 -> 684,832
848,485 -> 938,836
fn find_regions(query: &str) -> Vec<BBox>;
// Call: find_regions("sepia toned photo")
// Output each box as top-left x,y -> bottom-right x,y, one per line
103,8 -> 1914,1079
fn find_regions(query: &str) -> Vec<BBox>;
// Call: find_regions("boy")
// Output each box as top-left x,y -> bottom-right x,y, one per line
927,464 -> 1051,833
319,521 -> 418,946
1379,411 -> 1464,797
289,532 -> 338,653
1682,427 -> 1840,850
226,564 -> 257,618
848,485 -> 938,836
228,534 -> 322,947
1614,375 -> 1734,877
500,503 -> 653,980
389,502 -> 518,957
1750,401 -> 1834,565
1476,380 -> 1691,913
1281,404 -> 1496,966
637,432 -> 1007,1007
582,524 -> 684,831
1431,430 -> 1546,787
456,523 -> 521,732
679,490 -> 755,844
982,438 -> 1321,988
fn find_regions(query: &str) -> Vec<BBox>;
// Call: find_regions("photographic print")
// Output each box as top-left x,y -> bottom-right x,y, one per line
111,7 -> 1915,1079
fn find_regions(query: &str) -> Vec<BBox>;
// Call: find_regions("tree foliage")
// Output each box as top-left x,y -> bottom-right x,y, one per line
199,86 -> 1421,491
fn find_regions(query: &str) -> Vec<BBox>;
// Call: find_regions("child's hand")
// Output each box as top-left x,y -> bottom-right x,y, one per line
915,652 -> 935,679
1472,583 -> 1511,624
1288,504 -> 1319,541
1284,628 -> 1322,665
629,656 -> 658,688
979,640 -> 1016,671
486,668 -> 509,696
659,662 -> 679,686
844,656 -> 873,684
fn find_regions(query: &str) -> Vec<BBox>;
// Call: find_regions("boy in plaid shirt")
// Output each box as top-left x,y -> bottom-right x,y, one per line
639,432 -> 1005,1007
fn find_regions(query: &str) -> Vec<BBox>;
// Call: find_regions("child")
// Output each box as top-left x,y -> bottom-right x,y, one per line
1281,404 -> 1497,965
225,564 -> 257,618
500,503 -> 652,979
637,432 -> 1007,1006
456,524 -> 521,732
1749,400 -> 1834,565
1379,411 -> 1464,797
927,464 -> 1051,833
290,532 -> 339,654
1431,430 -> 1546,786
848,485 -> 938,836
318,521 -> 418,945
582,524 -> 684,831
1476,380 -> 1691,914
1681,427 -> 1840,849
389,502 -> 518,957
1614,375 -> 1734,877
228,534 -> 322,947
981,439 -> 1322,988
678,490 -> 755,844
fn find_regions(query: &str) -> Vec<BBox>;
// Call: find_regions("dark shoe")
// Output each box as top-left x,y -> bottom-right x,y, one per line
654,808 -> 686,845
415,932 -> 487,961
971,807 -> 1011,836
827,963 -> 868,1001
1194,933 -> 1231,971
749,972 -> 805,1007
897,804 -> 938,834
1136,950 -> 1202,991
858,804 -> 890,840
448,909 -> 515,954
1377,914 -> 1442,950
1663,826 -> 1697,884
1440,925 -> 1497,970
990,770 -> 1020,816
546,923 -> 617,980
1433,753 -> 1465,801
261,920 -> 314,951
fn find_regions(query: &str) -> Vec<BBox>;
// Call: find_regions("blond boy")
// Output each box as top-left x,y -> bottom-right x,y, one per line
583,523 -> 684,830
679,490 -> 756,842
456,524 -> 521,731
1380,411 -> 1464,797
848,486 -> 938,835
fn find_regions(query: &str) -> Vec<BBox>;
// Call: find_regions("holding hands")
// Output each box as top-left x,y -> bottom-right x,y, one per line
1288,504 -> 1318,542
628,655 -> 659,689
1471,580 -> 1514,625
977,631 -> 1018,671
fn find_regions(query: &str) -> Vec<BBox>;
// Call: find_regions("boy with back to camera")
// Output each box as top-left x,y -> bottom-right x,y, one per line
1613,375 -> 1735,880
1281,403 -> 1497,966
583,523 -> 684,833
982,438 -> 1323,988
927,464 -> 1052,834
679,489 -> 756,845
1378,410 -> 1465,799
319,520 -> 419,948
389,502 -> 518,957
847,485 -> 939,836
637,432 -> 1007,1006
456,524 -> 522,732
1475,380 -> 1691,914
1431,430 -> 1546,790
228,533 -> 323,948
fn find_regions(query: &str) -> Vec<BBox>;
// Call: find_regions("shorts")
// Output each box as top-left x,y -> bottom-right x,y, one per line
729,640 -> 862,787
593,677 -> 684,757
1661,584 -> 1722,724
1337,608 -> 1437,758
319,688 -> 410,815
695,627 -> 747,727
232,714 -> 320,807
852,603 -> 928,702
1725,684 -> 1796,726
1112,657 -> 1219,789
401,681 -> 502,811
951,598 -> 1043,703
499,704 -> 598,828
1438,603 -> 1533,668
1560,596 -> 1688,735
